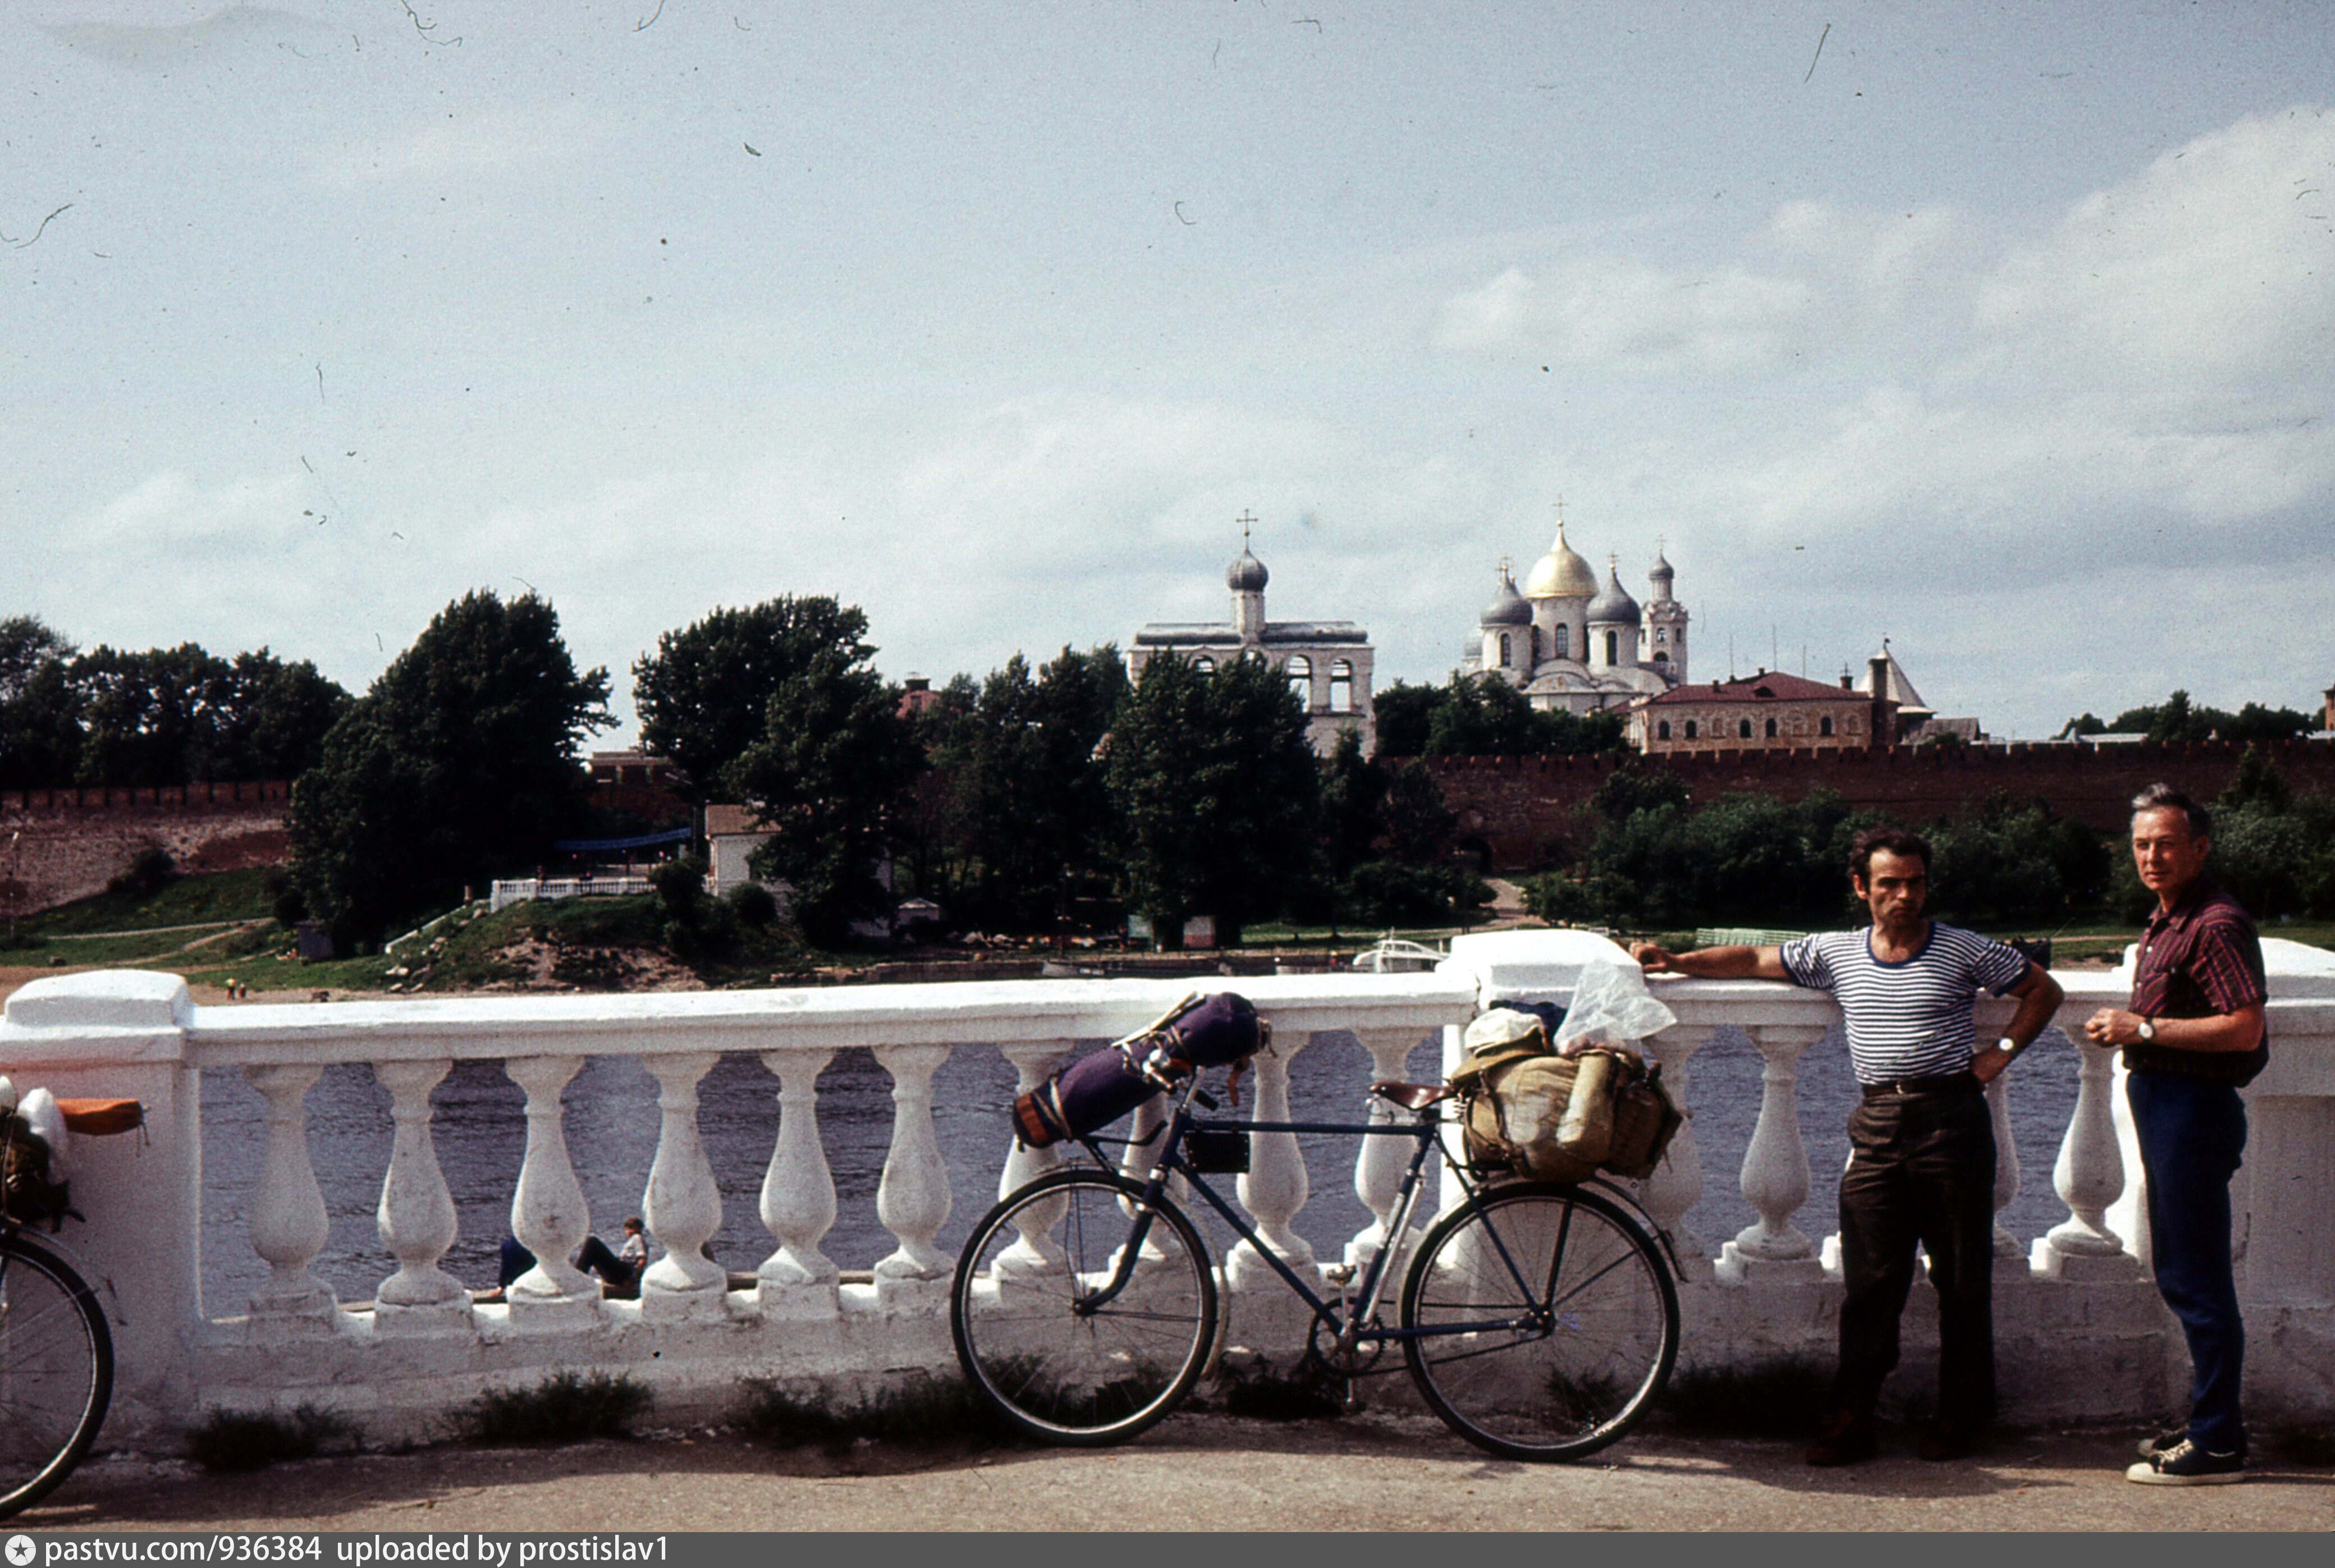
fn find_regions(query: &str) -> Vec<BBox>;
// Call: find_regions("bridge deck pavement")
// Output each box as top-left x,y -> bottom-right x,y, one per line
19,1413 -> 2332,1533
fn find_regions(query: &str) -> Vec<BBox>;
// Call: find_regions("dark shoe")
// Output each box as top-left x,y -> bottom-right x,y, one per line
1806,1410 -> 1879,1467
1918,1419 -> 1991,1461
2136,1425 -> 2246,1461
2125,1437 -> 2246,1486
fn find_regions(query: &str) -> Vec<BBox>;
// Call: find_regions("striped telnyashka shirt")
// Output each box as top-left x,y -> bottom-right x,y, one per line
1779,924 -> 2030,1085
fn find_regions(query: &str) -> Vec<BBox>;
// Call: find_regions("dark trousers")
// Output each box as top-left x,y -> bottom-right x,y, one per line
498,1235 -> 640,1298
1833,1088 -> 1997,1425
2127,1069 -> 2249,1453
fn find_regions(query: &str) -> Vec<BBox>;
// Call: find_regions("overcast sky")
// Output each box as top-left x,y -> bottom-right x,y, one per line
9,2 -> 2333,744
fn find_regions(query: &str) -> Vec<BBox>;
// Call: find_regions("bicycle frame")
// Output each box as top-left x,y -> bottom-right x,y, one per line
1066,1070 -> 1654,1359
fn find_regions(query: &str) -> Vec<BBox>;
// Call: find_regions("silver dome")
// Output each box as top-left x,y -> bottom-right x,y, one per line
1586,562 -> 1641,626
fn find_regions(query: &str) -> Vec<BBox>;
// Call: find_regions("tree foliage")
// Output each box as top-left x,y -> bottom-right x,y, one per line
1105,652 -> 1320,946
0,616 -> 347,790
1371,674 -> 1628,759
288,592 -> 611,946
728,635 -> 923,947
2062,689 -> 2317,745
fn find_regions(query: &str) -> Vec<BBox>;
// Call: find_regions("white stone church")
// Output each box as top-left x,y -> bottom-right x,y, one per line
1460,519 -> 1690,714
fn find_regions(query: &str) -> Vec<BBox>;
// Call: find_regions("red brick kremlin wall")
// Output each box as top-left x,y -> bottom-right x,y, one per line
0,781 -> 292,916
1425,740 -> 2335,873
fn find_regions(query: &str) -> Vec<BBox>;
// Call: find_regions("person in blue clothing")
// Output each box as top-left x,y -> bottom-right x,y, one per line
1634,824 -> 2063,1466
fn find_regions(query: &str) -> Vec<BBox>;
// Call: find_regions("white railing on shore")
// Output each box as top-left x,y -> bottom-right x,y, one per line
3,929 -> 2332,1441
487,877 -> 654,913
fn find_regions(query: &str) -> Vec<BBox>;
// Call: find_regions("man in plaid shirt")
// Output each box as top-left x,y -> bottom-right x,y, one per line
2085,783 -> 2268,1486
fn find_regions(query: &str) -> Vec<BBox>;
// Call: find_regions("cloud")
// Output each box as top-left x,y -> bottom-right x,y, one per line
308,110 -> 586,187
41,5 -> 329,70
1432,255 -> 1812,373
1976,106 -> 2335,383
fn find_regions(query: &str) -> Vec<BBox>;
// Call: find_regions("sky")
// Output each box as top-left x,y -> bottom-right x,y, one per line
7,1 -> 2333,745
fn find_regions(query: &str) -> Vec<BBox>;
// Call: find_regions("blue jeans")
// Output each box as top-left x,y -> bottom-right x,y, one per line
2127,1070 -> 2248,1452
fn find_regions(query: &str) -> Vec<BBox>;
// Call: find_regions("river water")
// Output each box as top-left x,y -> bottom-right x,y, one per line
195,1023 -> 2087,1315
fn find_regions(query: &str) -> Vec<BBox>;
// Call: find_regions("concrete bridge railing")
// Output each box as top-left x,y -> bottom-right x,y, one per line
2,929 -> 2330,1443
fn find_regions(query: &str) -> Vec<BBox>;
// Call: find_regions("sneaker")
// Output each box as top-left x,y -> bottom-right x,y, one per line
2126,1437 -> 2246,1486
2135,1427 -> 2247,1461
1806,1410 -> 1879,1467
1918,1418 -> 1991,1461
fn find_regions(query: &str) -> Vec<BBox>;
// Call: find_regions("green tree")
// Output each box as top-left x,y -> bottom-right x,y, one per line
1105,652 -> 1320,947
0,616 -> 83,790
70,643 -> 232,787
1416,673 -> 1629,758
1925,794 -> 2109,928
209,651 -> 350,781
1371,680 -> 1442,758
1381,760 -> 1456,865
1318,728 -> 1390,881
289,592 -> 612,946
633,598 -> 881,804
727,638 -> 923,948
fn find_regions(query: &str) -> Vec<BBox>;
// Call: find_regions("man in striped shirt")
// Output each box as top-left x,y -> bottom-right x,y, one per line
1633,826 -> 2062,1466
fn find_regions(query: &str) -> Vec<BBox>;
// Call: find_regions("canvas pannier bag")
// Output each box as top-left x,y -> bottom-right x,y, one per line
1450,1038 -> 1684,1182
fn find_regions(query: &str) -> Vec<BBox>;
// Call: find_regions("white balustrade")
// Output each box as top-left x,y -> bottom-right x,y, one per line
1348,1026 -> 1429,1272
370,1057 -> 469,1333
2038,1020 -> 2140,1278
1229,1028 -> 1318,1290
504,1054 -> 602,1326
872,1042 -> 953,1308
1720,1024 -> 1827,1282
757,1047 -> 841,1317
244,1062 -> 339,1338
639,1051 -> 726,1320
1640,1024 -> 1713,1281
23,952 -> 2322,1445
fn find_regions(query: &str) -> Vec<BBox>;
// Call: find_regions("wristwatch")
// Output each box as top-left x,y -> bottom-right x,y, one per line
2135,1017 -> 2157,1044
1994,1036 -> 2018,1058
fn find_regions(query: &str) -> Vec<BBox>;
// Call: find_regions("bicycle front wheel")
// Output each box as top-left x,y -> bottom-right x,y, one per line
0,1233 -> 113,1517
1400,1183 -> 1677,1461
951,1169 -> 1216,1445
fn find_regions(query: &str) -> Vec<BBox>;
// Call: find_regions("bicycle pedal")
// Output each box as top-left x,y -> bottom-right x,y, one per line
1322,1263 -> 1357,1285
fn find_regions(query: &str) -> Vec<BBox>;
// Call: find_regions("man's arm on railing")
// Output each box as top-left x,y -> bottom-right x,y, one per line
1630,941 -> 1788,982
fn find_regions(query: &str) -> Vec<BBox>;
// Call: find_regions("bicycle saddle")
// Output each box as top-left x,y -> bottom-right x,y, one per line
1369,1080 -> 1454,1111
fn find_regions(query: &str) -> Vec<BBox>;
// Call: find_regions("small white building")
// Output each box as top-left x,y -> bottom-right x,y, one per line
703,804 -> 777,898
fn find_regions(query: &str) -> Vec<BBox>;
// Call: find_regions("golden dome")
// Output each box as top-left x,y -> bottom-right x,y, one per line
1522,521 -> 1597,599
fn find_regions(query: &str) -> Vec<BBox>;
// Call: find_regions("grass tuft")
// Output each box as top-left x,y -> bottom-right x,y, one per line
736,1374 -> 1021,1451
1211,1358 -> 1347,1421
186,1405 -> 357,1471
1654,1355 -> 1833,1437
466,1371 -> 651,1444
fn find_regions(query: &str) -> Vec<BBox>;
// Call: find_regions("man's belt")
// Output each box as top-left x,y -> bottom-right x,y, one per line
1860,1070 -> 1981,1100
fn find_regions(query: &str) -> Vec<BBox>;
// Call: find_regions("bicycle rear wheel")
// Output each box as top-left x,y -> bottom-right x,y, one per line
951,1169 -> 1216,1445
0,1232 -> 113,1517
1400,1182 -> 1676,1461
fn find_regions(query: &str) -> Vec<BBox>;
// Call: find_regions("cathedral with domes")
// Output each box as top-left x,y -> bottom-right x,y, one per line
1460,518 -> 1689,714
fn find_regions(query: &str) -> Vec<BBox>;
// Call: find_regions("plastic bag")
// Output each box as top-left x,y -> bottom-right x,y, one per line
1553,960 -> 1676,1058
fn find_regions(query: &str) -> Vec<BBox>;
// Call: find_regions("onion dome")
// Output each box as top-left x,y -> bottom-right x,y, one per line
1226,548 -> 1269,593
1586,559 -> 1641,626
1478,567 -> 1531,626
1649,545 -> 1675,600
1522,520 -> 1596,599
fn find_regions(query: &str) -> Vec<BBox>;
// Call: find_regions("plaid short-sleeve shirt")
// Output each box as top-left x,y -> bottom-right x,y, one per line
2126,878 -> 2268,1085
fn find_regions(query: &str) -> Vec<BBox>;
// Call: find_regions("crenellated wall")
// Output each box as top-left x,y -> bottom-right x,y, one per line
0,781 -> 292,914
1426,739 -> 2335,871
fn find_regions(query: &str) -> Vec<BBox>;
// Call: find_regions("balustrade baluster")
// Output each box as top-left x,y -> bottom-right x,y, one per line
244,1062 -> 340,1339
1229,1024 -> 1317,1291
1720,1024 -> 1826,1282
370,1057 -> 469,1333
873,1043 -> 953,1309
1985,1068 -> 2027,1280
757,1048 -> 840,1318
503,1054 -> 602,1326
1640,1024 -> 1713,1281
996,1040 -> 1074,1275
1348,1028 -> 1427,1272
640,1052 -> 726,1320
2038,1020 -> 2140,1278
